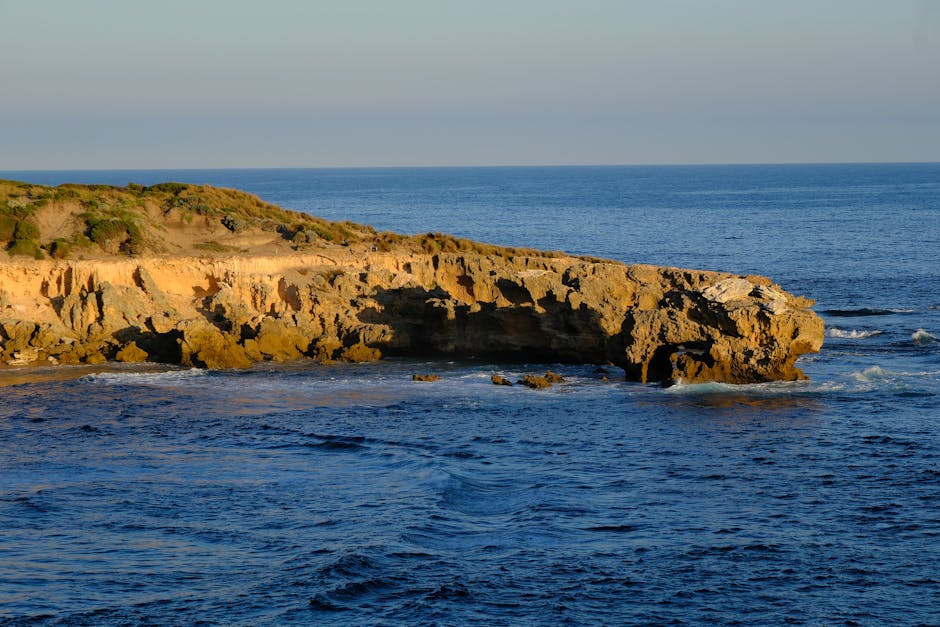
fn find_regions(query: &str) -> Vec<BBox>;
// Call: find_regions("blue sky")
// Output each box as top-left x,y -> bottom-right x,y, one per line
1,0 -> 938,168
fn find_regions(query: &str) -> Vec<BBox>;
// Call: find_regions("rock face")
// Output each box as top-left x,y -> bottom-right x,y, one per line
0,251 -> 824,384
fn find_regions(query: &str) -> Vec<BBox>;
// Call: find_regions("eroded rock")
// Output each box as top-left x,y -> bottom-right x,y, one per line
519,374 -> 553,389
115,341 -> 149,363
340,342 -> 381,363
0,251 -> 823,383
178,319 -> 252,369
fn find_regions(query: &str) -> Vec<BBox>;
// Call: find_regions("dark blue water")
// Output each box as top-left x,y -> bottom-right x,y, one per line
1,165 -> 939,625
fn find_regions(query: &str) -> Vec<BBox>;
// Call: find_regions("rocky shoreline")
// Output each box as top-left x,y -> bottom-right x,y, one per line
0,250 -> 824,385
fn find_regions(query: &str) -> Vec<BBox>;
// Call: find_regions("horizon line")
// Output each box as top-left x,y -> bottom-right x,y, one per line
2,159 -> 940,174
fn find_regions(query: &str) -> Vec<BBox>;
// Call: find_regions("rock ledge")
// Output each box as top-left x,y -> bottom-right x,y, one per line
0,253 -> 823,384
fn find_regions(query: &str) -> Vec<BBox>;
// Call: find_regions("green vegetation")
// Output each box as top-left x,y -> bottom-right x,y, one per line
0,215 -> 17,241
7,238 -> 43,259
13,220 -> 39,241
0,178 -> 331,258
145,182 -> 189,195
401,231 -> 564,259
83,210 -> 145,255
1,184 -> 45,258
47,238 -> 73,259
0,178 -> 569,261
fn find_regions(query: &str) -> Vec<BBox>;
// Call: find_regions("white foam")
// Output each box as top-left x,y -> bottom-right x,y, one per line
665,380 -> 730,394
663,379 -> 809,396
850,366 -> 891,382
848,365 -> 940,384
911,329 -> 938,345
665,368 -> 938,397
826,328 -> 884,339
80,368 -> 207,385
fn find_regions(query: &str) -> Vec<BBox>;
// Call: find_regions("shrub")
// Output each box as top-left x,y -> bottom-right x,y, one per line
88,217 -> 129,244
221,215 -> 248,233
53,187 -> 82,201
4,200 -> 37,220
306,222 -> 347,244
121,236 -> 146,256
0,215 -> 16,241
420,235 -> 441,254
145,182 -> 189,195
8,238 -> 43,259
84,212 -> 144,254
13,220 -> 39,241
439,237 -> 459,253
47,238 -> 72,259
291,229 -> 312,246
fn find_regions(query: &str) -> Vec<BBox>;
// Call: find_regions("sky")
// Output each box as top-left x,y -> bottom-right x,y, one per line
1,0 -> 939,169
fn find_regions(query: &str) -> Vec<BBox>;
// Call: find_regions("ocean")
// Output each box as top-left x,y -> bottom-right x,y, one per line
1,164 -> 938,625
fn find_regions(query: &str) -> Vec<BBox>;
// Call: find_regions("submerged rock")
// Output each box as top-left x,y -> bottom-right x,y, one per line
519,374 -> 553,389
412,374 -> 440,382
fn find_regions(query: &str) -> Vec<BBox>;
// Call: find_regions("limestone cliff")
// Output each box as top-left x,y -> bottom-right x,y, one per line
0,179 -> 824,384
0,251 -> 824,384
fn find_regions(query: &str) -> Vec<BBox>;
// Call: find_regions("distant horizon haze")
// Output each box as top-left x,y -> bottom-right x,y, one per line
2,0 -> 938,169
3,160 -> 940,176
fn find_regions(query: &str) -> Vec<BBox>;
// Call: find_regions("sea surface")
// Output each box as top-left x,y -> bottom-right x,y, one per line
1,164 -> 938,625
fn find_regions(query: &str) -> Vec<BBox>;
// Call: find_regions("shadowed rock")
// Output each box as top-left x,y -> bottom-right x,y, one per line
115,341 -> 148,363
0,251 -> 823,383
0,181 -> 824,383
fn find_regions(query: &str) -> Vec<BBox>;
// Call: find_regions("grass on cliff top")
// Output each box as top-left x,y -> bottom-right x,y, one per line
0,179 -> 569,261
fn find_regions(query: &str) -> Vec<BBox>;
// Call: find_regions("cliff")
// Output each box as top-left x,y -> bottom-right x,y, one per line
0,181 -> 824,384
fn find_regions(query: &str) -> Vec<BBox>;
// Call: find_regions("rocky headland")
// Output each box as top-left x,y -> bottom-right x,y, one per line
0,179 -> 824,384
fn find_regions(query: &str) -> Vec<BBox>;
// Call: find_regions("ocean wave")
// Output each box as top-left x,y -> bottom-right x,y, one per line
849,365 -> 940,383
664,380 -> 739,394
80,368 -> 207,385
662,379 -> 809,396
850,366 -> 892,382
823,308 -> 896,317
911,329 -> 938,345
664,369 -> 940,398
826,328 -> 884,339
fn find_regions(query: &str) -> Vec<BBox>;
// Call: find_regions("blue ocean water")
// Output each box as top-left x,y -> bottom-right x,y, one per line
1,164 -> 938,625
